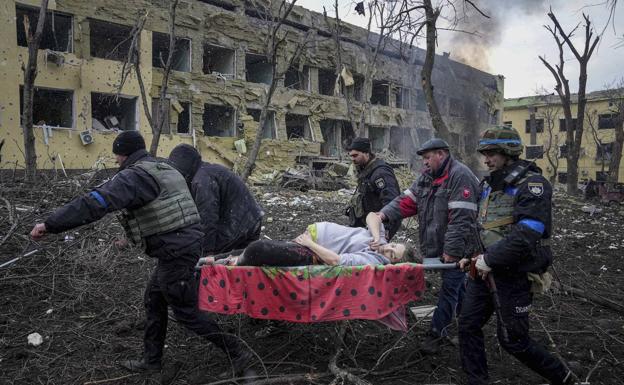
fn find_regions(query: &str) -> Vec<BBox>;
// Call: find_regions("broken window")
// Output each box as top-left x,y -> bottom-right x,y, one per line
524,119 -> 544,133
19,87 -> 73,128
559,144 -> 567,158
559,118 -> 577,132
414,89 -> 427,111
285,113 -> 311,140
525,145 -> 543,159
393,87 -> 410,109
598,113 -> 617,129
177,102 -> 191,134
352,74 -> 364,102
320,120 -> 347,157
245,53 -> 272,85
596,142 -> 613,161
16,5 -> 72,52
203,44 -> 235,77
318,68 -> 335,96
151,98 -> 171,134
203,104 -> 235,136
370,81 -> 389,106
557,172 -> 567,184
152,32 -> 191,72
341,122 -> 355,151
368,126 -> 386,152
284,65 -> 309,90
248,109 -> 277,139
389,127 -> 409,158
91,93 -> 137,131
449,98 -> 464,117
89,19 -> 132,61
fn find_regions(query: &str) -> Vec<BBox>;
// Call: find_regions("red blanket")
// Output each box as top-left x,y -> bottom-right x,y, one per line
198,263 -> 425,331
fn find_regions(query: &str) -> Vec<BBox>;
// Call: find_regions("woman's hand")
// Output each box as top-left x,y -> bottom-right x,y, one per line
294,231 -> 314,247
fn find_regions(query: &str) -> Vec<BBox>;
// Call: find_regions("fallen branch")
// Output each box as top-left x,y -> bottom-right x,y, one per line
328,324 -> 372,385
556,281 -> 624,314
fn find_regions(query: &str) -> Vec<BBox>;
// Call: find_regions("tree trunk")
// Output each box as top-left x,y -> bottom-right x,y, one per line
421,0 -> 450,142
608,118 -> 624,183
21,0 -> 49,181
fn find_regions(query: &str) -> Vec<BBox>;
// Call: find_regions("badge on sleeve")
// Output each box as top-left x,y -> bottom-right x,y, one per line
375,178 -> 386,189
528,182 -> 544,196
462,187 -> 471,199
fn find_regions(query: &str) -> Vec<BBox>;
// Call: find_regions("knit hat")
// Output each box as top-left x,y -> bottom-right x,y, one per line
112,130 -> 146,156
347,137 -> 371,153
169,144 -> 202,180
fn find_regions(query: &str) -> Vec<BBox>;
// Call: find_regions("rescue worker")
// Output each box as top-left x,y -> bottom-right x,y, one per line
458,126 -> 576,385
30,131 -> 251,376
345,137 -> 401,240
168,144 -> 263,255
377,138 -> 480,353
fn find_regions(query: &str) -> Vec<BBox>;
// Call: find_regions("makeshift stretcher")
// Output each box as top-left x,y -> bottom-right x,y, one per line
197,258 -> 457,331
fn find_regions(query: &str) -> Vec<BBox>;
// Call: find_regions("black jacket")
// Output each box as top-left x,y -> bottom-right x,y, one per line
45,150 -> 203,263
483,160 -> 553,274
189,163 -> 263,253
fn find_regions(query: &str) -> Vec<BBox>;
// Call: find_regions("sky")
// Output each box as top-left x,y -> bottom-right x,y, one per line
296,0 -> 623,99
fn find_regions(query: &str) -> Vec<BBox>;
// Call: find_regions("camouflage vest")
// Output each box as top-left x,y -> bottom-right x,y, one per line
118,161 -> 200,245
478,172 -> 537,248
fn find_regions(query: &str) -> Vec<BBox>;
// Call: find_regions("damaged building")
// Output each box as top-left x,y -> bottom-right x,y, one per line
0,0 -> 503,177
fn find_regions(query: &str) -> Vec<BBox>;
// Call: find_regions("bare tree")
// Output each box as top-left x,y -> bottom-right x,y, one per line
240,0 -> 311,182
21,0 -> 49,181
535,91 -> 562,185
604,81 -> 624,183
539,11 -> 599,194
118,0 -> 180,156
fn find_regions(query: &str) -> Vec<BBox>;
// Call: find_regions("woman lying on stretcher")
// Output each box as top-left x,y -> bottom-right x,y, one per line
202,213 -> 421,267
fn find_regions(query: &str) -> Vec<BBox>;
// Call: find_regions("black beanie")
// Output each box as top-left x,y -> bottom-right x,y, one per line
112,130 -> 146,156
169,144 -> 202,180
347,137 -> 371,153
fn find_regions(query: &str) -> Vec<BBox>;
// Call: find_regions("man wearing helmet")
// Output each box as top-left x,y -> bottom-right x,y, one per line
458,126 -> 576,385
373,138 -> 480,354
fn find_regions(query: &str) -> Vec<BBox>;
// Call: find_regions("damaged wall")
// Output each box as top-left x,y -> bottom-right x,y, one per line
0,0 -> 503,176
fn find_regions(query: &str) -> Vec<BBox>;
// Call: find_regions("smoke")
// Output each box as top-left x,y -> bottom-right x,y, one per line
446,0 -> 557,72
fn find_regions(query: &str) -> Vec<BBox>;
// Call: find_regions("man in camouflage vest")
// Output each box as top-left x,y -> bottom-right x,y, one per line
31,131 -> 251,377
458,126 -> 576,385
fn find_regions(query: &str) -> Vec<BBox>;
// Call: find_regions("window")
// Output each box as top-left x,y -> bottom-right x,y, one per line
352,74 -> 364,102
598,113 -> 617,129
503,121 -> 513,127
320,120 -> 344,156
596,143 -> 613,161
89,19 -> 133,61
525,145 -> 544,159
524,119 -> 544,133
370,81 -> 389,106
19,87 -> 73,128
248,109 -> 276,139
368,126 -> 386,152
285,113 -> 311,140
203,104 -> 235,136
284,65 -> 309,90
150,99 -> 190,134
91,93 -> 137,131
559,144 -> 567,158
318,68 -> 335,96
596,171 -> 609,182
152,32 -> 191,72
245,53 -> 272,85
389,127 -> 409,158
177,102 -> 191,134
16,5 -> 72,52
557,172 -> 567,184
559,118 -> 577,132
203,44 -> 235,77
414,89 -> 427,111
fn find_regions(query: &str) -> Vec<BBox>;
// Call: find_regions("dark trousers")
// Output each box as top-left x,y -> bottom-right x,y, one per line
238,240 -> 315,266
143,259 -> 241,363
431,268 -> 465,337
458,275 -> 568,385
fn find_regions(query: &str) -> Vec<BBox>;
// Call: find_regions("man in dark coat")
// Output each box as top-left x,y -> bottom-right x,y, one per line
168,144 -> 264,255
30,131 -> 251,376
458,126 -> 576,385
379,138 -> 480,353
345,137 -> 401,240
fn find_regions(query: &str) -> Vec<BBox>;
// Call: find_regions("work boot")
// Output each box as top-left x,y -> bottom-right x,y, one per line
218,350 -> 253,379
420,331 -> 441,355
119,358 -> 161,372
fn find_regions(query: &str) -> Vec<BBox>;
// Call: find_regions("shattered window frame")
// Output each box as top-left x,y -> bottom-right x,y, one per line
91,92 -> 139,131
89,18 -> 133,62
285,113 -> 312,140
19,86 -> 74,129
16,5 -> 73,53
203,103 -> 236,137
177,101 -> 191,135
203,43 -> 236,78
247,108 -> 277,139
318,68 -> 336,96
319,119 -> 346,157
368,125 -> 387,152
284,64 -> 310,91
245,52 -> 272,85
152,32 -> 192,72
370,80 -> 389,106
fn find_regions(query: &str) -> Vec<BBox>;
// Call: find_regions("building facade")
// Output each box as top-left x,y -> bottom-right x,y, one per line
503,90 -> 624,183
1,0 -> 503,175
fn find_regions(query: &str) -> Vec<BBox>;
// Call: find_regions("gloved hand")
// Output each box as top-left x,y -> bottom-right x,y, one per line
475,254 -> 491,279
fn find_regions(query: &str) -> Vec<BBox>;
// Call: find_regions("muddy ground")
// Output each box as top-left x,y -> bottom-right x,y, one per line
1,173 -> 623,385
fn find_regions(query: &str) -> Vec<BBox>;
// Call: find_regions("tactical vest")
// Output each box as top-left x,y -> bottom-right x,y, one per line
118,161 -> 200,245
349,158 -> 388,220
478,172 -> 539,248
